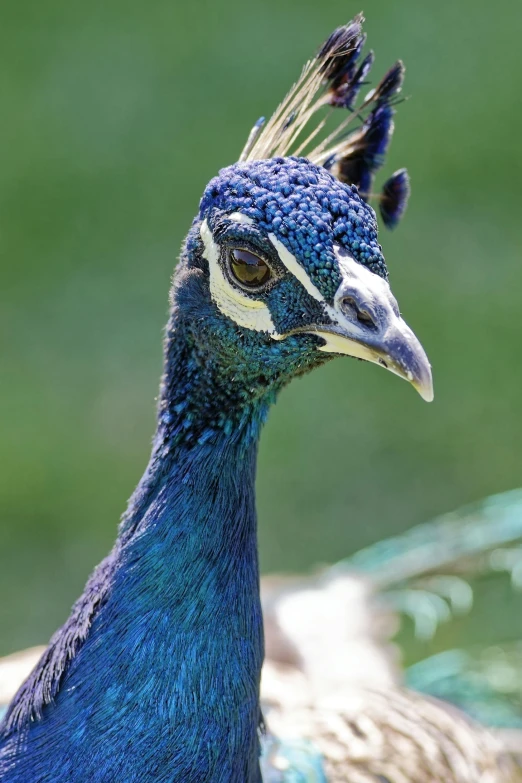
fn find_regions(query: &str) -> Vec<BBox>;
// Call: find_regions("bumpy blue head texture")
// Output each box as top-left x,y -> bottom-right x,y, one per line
200,157 -> 388,290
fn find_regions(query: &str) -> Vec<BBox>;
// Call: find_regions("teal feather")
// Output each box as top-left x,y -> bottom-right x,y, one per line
407,646 -> 522,729
261,488 -> 522,780
261,736 -> 327,783
332,488 -> 522,588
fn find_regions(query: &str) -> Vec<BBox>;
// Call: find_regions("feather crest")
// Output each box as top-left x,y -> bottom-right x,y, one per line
239,16 -> 410,228
379,168 -> 411,228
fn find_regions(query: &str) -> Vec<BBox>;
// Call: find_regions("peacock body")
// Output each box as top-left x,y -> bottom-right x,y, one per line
2,13 -> 508,783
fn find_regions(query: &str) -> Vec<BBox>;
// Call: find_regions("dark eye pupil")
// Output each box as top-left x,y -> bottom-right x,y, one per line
229,248 -> 271,288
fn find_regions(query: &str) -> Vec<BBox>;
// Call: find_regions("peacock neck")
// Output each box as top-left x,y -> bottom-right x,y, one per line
123,308 -> 271,533
102,313 -> 268,780
0,311 -> 268,783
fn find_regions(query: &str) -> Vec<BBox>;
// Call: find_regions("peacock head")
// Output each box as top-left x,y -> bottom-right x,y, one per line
170,16 -> 433,411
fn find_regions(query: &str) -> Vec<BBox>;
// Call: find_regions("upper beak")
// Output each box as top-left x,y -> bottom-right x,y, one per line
308,249 -> 433,402
315,321 -> 433,402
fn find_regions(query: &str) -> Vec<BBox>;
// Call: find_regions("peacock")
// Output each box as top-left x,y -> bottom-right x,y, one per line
0,12 -> 513,783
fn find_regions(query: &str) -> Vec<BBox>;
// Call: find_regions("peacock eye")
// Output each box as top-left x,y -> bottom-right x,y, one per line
228,248 -> 272,290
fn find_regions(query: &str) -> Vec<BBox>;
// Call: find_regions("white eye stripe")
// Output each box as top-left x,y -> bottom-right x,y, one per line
225,216 -> 326,303
269,234 -> 345,330
200,219 -> 278,335
268,234 -> 325,303
228,212 -> 255,225
335,246 -> 393,301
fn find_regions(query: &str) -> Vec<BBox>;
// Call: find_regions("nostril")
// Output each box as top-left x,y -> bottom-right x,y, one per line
340,296 -> 376,329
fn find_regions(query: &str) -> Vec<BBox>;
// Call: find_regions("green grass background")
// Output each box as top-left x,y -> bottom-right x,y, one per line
1,0 -> 522,657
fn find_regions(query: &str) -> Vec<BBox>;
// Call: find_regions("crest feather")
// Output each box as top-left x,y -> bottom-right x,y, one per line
379,168 -> 411,229
239,15 -> 410,228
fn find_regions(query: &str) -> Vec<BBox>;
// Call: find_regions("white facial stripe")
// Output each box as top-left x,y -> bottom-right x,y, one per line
335,248 -> 394,310
268,234 -> 325,303
228,212 -> 255,225
315,248 -> 402,371
200,219 -> 278,335
316,248 -> 396,354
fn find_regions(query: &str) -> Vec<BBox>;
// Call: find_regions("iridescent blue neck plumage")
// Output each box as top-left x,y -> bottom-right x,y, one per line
0,289 -> 268,782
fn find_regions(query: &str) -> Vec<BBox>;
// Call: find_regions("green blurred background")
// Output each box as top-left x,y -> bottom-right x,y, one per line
1,0 -> 521,657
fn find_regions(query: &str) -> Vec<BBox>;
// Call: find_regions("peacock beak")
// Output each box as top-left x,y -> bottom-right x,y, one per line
309,247 -> 433,402
314,320 -> 433,402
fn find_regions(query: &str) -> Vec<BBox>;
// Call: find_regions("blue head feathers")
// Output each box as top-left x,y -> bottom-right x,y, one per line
200,157 -> 387,288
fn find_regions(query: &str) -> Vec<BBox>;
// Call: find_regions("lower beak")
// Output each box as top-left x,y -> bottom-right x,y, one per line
311,321 -> 434,402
